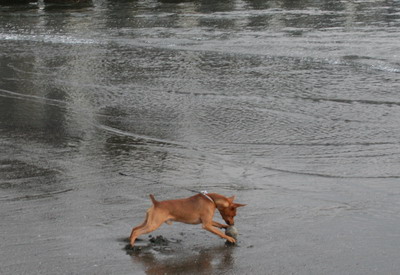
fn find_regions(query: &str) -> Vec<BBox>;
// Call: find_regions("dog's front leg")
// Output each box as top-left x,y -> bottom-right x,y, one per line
202,222 -> 236,243
212,220 -> 228,229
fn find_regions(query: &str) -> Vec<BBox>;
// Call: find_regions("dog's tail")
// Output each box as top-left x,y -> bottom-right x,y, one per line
149,194 -> 158,206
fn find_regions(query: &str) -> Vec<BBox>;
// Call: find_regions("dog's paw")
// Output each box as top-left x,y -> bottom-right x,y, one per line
225,236 -> 236,244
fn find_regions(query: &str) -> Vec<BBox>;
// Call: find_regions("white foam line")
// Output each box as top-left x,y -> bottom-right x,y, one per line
95,123 -> 185,147
0,33 -> 100,45
0,88 -> 67,106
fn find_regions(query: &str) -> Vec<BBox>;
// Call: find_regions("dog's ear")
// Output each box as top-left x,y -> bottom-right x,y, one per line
228,196 -> 236,203
233,203 -> 246,208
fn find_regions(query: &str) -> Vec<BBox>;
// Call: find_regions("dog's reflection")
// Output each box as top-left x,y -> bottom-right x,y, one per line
127,241 -> 235,275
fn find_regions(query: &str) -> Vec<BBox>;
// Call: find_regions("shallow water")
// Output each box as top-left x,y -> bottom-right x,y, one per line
1,0 -> 400,274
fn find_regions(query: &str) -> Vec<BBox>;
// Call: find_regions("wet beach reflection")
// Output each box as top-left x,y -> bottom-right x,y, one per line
127,241 -> 235,275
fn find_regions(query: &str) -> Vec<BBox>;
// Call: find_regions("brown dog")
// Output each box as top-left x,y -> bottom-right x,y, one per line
129,192 -> 246,246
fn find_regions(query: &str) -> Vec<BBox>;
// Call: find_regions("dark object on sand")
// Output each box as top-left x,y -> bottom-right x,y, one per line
125,235 -> 170,254
225,226 -> 238,245
149,235 -> 169,245
125,243 -> 142,253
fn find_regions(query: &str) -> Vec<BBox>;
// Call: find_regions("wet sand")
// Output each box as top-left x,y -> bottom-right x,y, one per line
1,0 -> 400,274
2,135 -> 400,274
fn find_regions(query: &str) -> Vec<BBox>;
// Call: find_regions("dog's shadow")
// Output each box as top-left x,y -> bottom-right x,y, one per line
121,236 -> 235,274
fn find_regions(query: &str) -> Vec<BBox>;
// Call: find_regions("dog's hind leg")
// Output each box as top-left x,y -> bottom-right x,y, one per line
129,212 -> 149,245
129,207 -> 168,246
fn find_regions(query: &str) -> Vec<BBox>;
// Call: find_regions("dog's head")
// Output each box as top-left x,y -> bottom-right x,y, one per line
217,196 -> 246,226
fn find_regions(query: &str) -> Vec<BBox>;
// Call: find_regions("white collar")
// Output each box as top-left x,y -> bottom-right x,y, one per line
200,190 -> 214,203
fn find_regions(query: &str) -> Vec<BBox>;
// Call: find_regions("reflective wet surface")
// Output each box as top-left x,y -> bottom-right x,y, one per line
1,0 -> 400,274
